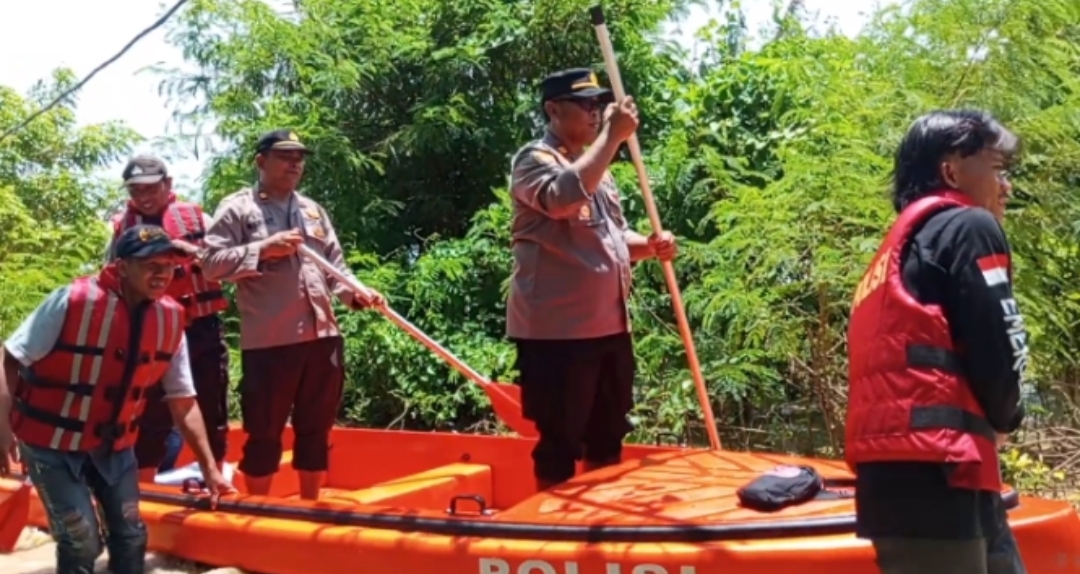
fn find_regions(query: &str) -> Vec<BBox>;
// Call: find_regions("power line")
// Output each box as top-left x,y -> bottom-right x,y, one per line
0,0 -> 189,144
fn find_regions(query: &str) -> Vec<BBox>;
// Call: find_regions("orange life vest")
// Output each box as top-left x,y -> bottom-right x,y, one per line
10,266 -> 186,452
113,195 -> 227,320
845,190 -> 1003,492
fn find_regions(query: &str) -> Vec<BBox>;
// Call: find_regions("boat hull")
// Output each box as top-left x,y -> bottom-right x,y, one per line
21,425 -> 1080,573
0,476 -> 30,552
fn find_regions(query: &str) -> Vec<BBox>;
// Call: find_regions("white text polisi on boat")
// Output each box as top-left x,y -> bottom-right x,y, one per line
478,558 -> 697,574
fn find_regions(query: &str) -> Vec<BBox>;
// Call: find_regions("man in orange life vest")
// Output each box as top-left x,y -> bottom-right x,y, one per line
846,110 -> 1028,574
0,224 -> 233,574
105,155 -> 231,483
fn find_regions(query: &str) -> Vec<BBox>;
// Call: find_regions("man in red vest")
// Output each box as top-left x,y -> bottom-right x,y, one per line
846,109 -> 1028,574
0,224 -> 233,574
106,155 -> 231,484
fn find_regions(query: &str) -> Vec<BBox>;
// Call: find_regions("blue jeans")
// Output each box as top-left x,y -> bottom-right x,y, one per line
158,428 -> 183,472
20,442 -> 147,574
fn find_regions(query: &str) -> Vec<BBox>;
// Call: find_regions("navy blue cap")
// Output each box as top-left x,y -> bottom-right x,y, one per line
114,224 -> 183,260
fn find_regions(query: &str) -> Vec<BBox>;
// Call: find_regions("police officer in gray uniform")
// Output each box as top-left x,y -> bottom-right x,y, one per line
507,68 -> 677,492
201,130 -> 384,501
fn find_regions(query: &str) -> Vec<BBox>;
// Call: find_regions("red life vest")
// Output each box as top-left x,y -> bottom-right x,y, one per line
845,190 -> 1004,492
10,267 -> 186,452
112,194 -> 227,320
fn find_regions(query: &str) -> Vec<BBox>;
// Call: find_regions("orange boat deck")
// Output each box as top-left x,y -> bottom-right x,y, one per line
16,425 -> 1080,574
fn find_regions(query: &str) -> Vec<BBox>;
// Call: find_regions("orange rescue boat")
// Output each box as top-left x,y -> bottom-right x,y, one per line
0,475 -> 30,552
14,425 -> 1080,573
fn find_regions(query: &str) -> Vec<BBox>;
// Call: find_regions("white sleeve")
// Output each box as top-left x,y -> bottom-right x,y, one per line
3,286 -> 69,366
161,333 -> 197,399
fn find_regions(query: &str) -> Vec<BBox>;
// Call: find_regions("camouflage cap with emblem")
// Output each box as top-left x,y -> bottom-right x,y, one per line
539,68 -> 614,104
254,129 -> 312,155
114,224 -> 185,260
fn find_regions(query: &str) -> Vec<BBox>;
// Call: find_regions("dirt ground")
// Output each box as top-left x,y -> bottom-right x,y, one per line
0,528 -> 246,574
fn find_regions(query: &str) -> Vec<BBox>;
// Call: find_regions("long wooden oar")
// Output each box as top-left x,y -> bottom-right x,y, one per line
299,244 -> 537,438
590,5 -> 721,450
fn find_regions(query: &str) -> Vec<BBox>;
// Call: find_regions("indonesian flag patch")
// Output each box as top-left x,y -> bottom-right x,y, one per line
977,253 -> 1010,286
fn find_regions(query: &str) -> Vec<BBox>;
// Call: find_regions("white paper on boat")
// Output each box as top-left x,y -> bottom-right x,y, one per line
155,461 -> 236,486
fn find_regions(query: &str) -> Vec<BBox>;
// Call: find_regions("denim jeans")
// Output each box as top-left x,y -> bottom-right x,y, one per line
159,428 -> 183,472
20,442 -> 147,574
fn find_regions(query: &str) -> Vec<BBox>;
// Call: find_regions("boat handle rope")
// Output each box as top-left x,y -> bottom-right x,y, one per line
446,494 -> 493,517
654,430 -> 690,447
0,471 -> 1023,542
181,477 -> 206,495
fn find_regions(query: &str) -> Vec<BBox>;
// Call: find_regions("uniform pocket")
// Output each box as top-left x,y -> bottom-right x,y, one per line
302,216 -> 330,244
244,212 -> 269,241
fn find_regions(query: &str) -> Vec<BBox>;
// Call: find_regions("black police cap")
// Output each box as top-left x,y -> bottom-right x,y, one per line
539,68 -> 614,103
254,130 -> 311,155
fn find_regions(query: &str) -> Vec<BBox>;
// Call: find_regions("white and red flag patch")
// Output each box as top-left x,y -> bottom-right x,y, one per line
977,253 -> 1010,286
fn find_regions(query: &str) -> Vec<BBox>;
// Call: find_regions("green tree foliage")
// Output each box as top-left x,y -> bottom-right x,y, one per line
6,0 -> 1080,493
0,70 -> 139,335
154,0 -> 1080,457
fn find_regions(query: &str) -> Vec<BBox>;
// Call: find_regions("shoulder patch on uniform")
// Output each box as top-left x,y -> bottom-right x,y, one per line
298,194 -> 326,214
218,188 -> 250,206
530,149 -> 558,165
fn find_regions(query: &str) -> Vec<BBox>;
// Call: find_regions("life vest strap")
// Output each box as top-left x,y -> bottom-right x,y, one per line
102,384 -> 147,402
909,405 -> 997,441
134,351 -> 173,365
906,344 -> 964,375
95,420 -> 139,441
15,398 -> 141,441
18,367 -> 96,396
52,342 -> 106,357
177,290 -> 224,306
13,400 -> 86,433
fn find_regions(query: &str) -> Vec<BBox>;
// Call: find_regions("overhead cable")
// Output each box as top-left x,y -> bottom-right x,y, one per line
0,0 -> 190,143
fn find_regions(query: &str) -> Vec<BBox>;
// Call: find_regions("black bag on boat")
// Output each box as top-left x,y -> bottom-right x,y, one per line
737,465 -> 850,512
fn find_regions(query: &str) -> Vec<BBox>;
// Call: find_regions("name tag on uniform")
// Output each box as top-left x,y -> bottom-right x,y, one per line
301,206 -> 326,238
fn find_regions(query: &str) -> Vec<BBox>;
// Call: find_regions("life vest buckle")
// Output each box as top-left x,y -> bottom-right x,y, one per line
94,421 -> 137,441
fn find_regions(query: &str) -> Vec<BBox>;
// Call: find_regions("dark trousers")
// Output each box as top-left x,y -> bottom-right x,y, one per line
238,336 -> 345,477
513,333 -> 636,484
860,464 -> 1028,574
134,314 -> 229,470
874,520 -> 1027,574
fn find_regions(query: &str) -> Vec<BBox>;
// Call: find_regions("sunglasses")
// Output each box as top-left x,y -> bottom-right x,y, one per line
552,97 -> 604,112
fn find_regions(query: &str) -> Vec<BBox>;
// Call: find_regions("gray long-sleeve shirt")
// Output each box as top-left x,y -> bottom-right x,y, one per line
506,132 -> 632,340
201,187 -> 361,350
